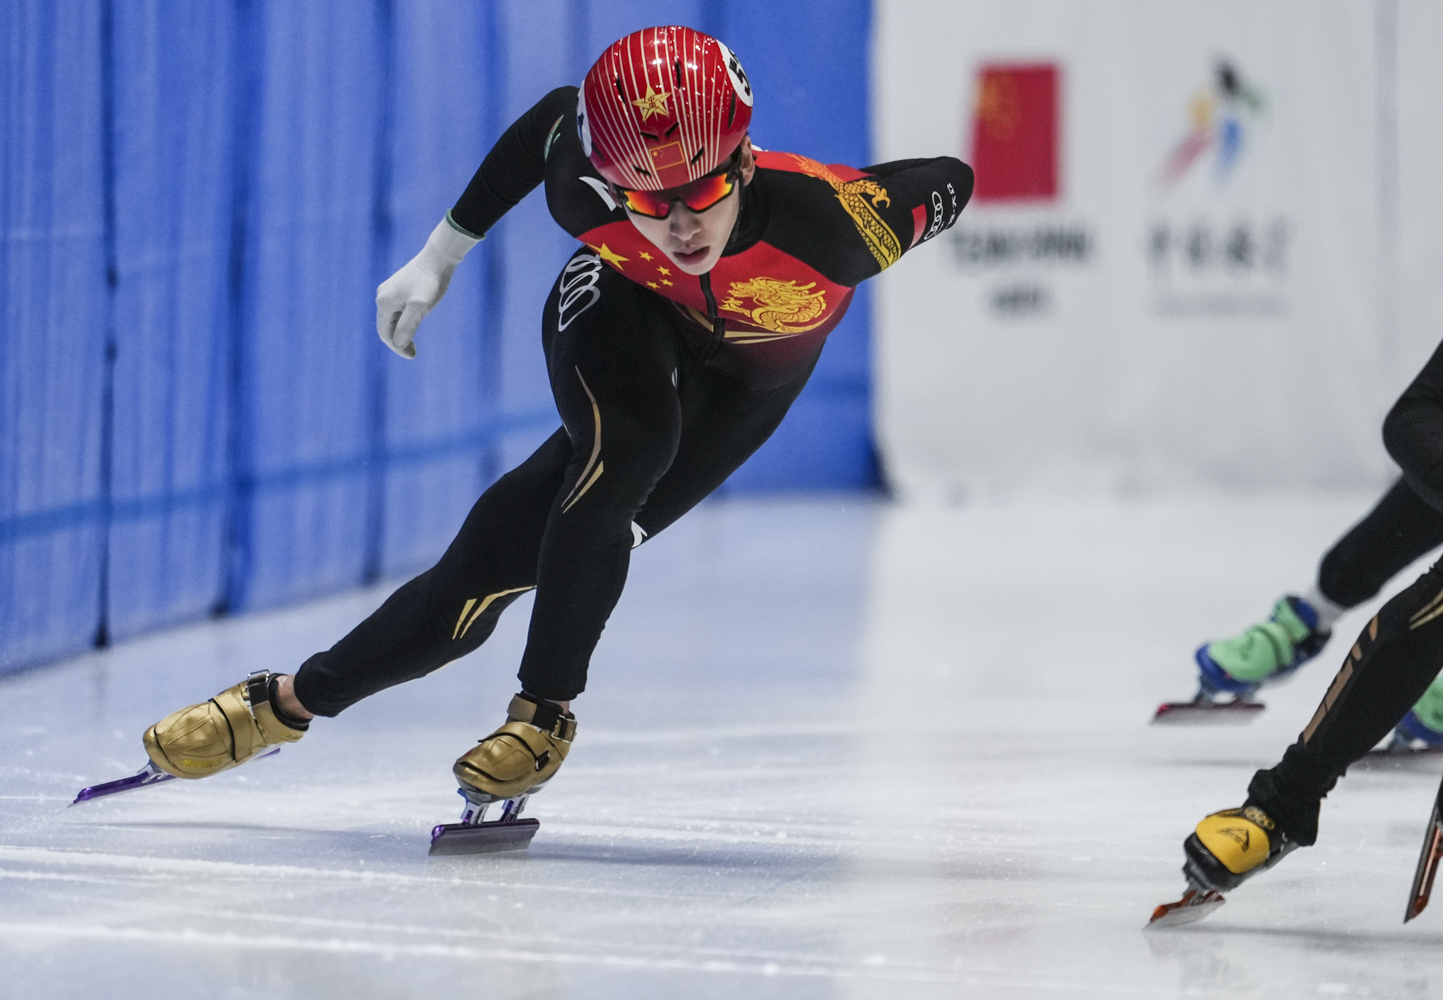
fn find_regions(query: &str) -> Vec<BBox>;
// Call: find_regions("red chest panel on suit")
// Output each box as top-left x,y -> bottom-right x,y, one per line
575,152 -> 877,346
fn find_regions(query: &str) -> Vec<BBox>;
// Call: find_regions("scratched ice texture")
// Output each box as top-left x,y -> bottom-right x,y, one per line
5,494 -> 1443,999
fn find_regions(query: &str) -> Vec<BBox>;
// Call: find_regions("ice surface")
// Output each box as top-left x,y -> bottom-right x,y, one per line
4,494 -> 1443,998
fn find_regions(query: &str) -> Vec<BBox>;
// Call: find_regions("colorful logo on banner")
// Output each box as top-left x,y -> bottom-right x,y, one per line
970,63 -> 1059,202
1147,58 -> 1287,317
1160,60 -> 1265,188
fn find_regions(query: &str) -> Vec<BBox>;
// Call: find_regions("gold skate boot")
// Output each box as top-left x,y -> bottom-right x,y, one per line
143,671 -> 307,779
453,693 -> 576,800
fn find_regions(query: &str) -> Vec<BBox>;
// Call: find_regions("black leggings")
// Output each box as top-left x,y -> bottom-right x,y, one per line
1251,557 -> 1443,843
1317,477 -> 1443,608
293,247 -> 817,713
1247,477 -> 1443,843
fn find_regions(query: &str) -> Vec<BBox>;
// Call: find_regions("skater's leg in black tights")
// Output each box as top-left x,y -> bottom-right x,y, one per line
513,360 -> 813,699
1249,557 -> 1443,843
292,431 -> 570,716
1317,478 -> 1443,608
513,255 -> 686,702
628,356 -> 816,540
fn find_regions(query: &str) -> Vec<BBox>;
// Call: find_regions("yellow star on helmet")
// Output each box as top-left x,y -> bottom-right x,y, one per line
631,84 -> 671,121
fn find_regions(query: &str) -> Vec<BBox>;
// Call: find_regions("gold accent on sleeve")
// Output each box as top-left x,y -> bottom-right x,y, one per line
542,115 -> 566,160
561,367 -> 603,513
457,587 -> 536,641
785,154 -> 902,270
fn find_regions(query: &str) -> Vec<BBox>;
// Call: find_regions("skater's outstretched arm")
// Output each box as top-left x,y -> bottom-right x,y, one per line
450,86 -> 578,239
376,87 -> 578,359
756,154 -> 973,289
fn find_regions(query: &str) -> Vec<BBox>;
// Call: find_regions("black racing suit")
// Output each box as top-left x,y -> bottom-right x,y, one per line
1249,338 -> 1443,843
292,87 -> 973,712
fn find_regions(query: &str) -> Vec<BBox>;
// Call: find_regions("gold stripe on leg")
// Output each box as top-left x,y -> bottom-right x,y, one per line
1413,604 -> 1443,631
458,586 -> 536,640
1411,587 -> 1443,628
563,461 -> 605,513
559,366 -> 603,513
452,598 -> 478,640
1303,658 -> 1355,744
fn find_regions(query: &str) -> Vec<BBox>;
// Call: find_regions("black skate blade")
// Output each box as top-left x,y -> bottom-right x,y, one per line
69,748 -> 280,806
1404,771 -> 1443,923
1151,699 -> 1264,725
429,818 -> 539,856
1146,887 -> 1226,928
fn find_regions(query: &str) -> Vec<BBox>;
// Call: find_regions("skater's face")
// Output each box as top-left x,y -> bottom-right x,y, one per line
616,137 -> 755,276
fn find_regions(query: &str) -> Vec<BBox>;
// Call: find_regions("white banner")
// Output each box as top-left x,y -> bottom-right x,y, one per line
873,0 -> 1443,501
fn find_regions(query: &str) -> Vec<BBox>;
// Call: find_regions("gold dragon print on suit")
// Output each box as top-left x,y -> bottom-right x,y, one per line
786,154 -> 902,271
719,278 -> 829,340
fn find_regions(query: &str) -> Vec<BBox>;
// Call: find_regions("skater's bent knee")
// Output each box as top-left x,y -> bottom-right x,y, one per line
1318,548 -> 1384,609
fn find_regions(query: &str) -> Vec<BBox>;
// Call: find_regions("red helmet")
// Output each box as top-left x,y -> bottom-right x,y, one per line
578,26 -> 754,192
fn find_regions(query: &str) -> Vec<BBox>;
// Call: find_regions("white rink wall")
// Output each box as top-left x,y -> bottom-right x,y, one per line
872,0 -> 1443,502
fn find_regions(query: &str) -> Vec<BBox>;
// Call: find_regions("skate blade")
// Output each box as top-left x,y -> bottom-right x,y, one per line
1151,699 -> 1264,725
1404,781 -> 1443,923
1146,888 -> 1226,929
1367,741 -> 1443,758
69,748 -> 281,806
429,818 -> 540,856
70,763 -> 174,805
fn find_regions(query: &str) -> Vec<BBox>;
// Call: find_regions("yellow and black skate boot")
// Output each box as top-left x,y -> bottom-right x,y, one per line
1183,803 -> 1299,892
143,671 -> 307,779
453,693 -> 576,800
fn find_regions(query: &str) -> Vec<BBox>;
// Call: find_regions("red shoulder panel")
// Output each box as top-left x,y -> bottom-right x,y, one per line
754,150 -> 868,182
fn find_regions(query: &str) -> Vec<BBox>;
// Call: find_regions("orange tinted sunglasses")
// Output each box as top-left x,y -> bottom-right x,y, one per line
616,158 -> 740,219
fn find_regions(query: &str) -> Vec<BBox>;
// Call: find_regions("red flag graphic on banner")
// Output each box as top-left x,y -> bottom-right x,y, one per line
970,63 -> 1059,202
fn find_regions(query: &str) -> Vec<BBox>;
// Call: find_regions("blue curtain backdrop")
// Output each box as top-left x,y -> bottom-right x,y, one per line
0,0 -> 875,674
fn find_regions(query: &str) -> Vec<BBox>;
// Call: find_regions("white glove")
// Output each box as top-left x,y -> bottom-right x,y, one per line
375,215 -> 482,358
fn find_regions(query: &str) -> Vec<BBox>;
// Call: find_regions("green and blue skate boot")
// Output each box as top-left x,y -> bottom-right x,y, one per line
1155,596 -> 1332,723
1196,596 -> 1331,698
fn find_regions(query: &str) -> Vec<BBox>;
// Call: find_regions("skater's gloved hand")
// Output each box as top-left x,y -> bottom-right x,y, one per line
375,215 -> 482,359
